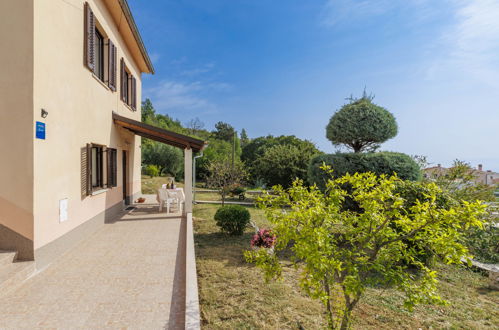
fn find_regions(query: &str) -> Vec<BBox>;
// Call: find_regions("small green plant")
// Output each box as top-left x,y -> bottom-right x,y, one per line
144,164 -> 160,177
214,205 -> 251,235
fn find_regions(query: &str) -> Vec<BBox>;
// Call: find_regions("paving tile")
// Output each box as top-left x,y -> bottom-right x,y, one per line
0,206 -> 184,329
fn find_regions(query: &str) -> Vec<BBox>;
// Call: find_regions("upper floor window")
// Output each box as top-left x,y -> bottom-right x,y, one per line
84,2 -> 117,91
94,28 -> 105,81
120,58 -> 137,111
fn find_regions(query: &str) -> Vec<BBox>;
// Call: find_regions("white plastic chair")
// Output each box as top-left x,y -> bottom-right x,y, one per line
167,189 -> 184,214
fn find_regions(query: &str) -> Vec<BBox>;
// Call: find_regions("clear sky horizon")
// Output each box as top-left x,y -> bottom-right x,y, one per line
128,0 -> 499,172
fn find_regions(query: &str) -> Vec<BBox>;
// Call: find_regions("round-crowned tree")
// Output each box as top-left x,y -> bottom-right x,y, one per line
326,97 -> 398,152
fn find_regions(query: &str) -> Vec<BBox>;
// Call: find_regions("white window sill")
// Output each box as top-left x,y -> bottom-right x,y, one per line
91,188 -> 108,196
92,73 -> 114,92
121,101 -> 136,112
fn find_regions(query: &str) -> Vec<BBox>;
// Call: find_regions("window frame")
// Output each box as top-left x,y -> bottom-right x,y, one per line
94,28 -> 105,82
91,144 -> 105,190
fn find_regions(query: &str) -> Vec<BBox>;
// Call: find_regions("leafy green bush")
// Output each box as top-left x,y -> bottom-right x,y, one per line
144,164 -> 160,178
242,135 -> 321,185
214,205 -> 251,235
463,224 -> 498,264
308,152 -> 421,189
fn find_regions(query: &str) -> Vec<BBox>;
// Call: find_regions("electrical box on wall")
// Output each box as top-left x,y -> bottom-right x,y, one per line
59,198 -> 68,223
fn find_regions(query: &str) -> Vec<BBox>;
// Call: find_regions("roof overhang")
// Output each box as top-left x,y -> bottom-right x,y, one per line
103,0 -> 154,74
113,112 -> 207,152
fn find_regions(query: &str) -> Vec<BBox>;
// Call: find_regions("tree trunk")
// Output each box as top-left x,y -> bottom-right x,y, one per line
324,279 -> 335,329
340,293 -> 359,330
339,308 -> 351,330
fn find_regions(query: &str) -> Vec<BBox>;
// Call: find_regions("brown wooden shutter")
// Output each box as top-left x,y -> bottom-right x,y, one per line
86,143 -> 92,195
131,76 -> 137,110
120,58 -> 125,101
84,2 -> 95,71
107,149 -> 117,187
108,40 -> 117,91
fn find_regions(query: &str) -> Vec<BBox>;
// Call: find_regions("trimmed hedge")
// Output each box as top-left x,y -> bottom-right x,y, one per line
214,205 -> 251,236
308,152 -> 421,189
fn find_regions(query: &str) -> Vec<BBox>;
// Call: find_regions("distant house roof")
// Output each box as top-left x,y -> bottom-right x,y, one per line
113,112 -> 207,152
103,0 -> 154,74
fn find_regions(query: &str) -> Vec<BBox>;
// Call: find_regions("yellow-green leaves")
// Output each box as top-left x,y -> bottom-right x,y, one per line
247,171 -> 487,329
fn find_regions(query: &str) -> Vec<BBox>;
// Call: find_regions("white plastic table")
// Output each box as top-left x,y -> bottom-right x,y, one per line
157,188 -> 185,214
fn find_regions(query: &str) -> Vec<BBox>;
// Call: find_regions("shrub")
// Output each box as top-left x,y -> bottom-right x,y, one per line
308,152 -> 421,190
230,184 -> 246,196
144,164 -> 160,177
250,229 -> 276,249
214,205 -> 251,235
326,96 -> 398,152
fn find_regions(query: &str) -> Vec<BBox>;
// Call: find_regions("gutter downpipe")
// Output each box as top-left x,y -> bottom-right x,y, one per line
193,148 -> 206,204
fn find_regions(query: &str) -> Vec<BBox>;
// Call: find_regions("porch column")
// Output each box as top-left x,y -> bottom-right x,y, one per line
184,147 -> 193,214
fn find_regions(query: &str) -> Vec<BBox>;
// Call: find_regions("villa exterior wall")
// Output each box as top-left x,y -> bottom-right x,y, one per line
0,0 -> 35,259
32,0 -> 143,253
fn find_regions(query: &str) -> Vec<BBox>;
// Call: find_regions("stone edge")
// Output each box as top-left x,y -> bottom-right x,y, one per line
185,212 -> 200,329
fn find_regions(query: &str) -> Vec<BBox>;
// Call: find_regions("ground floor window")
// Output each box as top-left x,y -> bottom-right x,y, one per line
85,144 -> 118,195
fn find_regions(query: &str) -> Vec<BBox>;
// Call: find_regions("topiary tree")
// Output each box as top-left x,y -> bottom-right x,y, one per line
326,95 -> 398,153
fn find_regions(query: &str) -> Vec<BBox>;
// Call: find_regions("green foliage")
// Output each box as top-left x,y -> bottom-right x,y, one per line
212,121 -> 236,142
326,96 -> 398,153
421,160 -> 497,263
254,144 -> 320,188
246,169 -> 486,329
240,128 -> 250,148
242,135 -> 321,185
142,142 -> 184,180
196,139 -> 242,179
214,205 -> 251,235
206,160 -> 248,206
143,164 -> 160,178
462,221 -> 499,264
308,152 -> 421,190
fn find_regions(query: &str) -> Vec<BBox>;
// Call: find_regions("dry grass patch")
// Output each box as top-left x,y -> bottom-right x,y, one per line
194,204 -> 499,329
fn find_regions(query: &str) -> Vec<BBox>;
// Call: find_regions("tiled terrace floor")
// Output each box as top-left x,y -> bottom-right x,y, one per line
0,203 -> 185,329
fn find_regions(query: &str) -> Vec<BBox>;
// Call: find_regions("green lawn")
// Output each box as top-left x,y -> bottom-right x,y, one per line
141,176 -> 259,203
194,203 -> 499,329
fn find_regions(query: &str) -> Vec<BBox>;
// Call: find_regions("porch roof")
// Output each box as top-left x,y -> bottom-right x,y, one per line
112,112 -> 207,152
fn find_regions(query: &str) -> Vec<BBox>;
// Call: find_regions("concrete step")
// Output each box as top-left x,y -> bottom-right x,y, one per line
0,260 -> 35,296
0,250 -> 17,267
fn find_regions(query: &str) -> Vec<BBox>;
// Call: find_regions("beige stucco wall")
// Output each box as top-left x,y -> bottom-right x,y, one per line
32,0 -> 143,250
0,0 -> 34,242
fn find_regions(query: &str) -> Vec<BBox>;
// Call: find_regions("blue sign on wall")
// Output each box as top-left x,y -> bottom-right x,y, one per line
36,121 -> 46,140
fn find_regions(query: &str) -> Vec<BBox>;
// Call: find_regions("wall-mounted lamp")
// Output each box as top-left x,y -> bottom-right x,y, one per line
41,109 -> 48,118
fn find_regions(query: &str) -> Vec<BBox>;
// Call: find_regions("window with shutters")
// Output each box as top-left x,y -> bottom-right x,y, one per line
84,2 -> 117,91
120,58 -> 137,111
85,144 -> 118,195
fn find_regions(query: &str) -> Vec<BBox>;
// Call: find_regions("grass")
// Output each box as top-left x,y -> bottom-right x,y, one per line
141,176 -> 260,203
141,175 -> 182,194
194,203 -> 499,329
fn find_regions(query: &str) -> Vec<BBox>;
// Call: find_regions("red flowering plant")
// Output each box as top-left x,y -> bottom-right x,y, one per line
250,228 -> 276,249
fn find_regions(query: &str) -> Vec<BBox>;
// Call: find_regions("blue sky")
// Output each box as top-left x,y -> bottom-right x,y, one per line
128,0 -> 499,171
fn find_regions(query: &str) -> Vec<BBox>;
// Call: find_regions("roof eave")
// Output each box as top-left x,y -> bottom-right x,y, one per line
118,0 -> 155,74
